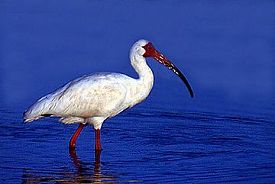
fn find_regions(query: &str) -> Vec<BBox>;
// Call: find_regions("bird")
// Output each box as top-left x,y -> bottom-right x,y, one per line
23,39 -> 194,152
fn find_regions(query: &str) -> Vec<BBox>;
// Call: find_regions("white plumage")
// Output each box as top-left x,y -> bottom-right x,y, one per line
23,39 -> 193,150
24,40 -> 154,129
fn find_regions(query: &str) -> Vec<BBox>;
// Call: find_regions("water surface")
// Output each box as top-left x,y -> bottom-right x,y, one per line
1,0 -> 274,183
0,104 -> 274,183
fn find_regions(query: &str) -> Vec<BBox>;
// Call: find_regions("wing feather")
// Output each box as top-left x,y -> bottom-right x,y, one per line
24,73 -> 132,122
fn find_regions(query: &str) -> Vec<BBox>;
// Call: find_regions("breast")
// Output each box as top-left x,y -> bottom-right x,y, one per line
123,77 -> 154,108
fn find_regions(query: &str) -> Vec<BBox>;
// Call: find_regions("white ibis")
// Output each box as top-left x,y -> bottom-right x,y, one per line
23,39 -> 194,152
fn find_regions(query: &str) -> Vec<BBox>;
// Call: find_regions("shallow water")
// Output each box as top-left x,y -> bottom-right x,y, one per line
1,0 -> 275,183
0,104 -> 274,183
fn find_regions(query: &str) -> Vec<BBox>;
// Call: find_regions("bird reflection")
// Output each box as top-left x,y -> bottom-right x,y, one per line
69,148 -> 106,183
22,149 -> 116,183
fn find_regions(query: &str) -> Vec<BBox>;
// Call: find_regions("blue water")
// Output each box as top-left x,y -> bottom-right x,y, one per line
0,106 -> 274,183
1,0 -> 274,183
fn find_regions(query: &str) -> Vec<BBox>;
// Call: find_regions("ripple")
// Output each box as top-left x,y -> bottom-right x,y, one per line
0,105 -> 274,183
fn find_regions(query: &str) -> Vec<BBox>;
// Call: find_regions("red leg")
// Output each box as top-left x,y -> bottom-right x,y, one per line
69,124 -> 86,149
95,129 -> 102,151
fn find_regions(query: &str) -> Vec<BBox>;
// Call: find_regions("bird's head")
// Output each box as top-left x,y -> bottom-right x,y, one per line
131,39 -> 194,98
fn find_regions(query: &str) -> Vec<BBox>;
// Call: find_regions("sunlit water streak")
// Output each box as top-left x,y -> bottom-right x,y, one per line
0,105 -> 274,183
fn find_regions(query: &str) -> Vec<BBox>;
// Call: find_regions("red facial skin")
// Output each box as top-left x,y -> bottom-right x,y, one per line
142,42 -> 194,98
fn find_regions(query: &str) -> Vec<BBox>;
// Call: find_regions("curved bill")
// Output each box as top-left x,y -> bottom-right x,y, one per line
143,43 -> 194,98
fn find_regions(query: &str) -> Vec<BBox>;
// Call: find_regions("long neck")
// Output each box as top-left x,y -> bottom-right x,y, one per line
129,53 -> 154,103
131,54 -> 153,80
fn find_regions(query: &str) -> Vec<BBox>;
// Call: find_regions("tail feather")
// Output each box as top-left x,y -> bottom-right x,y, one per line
23,105 -> 46,123
23,95 -> 54,123
23,114 -> 43,123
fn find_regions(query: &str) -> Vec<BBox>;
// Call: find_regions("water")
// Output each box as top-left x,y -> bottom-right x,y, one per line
0,105 -> 274,183
1,0 -> 275,183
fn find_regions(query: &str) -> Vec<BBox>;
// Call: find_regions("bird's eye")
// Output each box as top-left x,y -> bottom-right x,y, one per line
137,47 -> 145,55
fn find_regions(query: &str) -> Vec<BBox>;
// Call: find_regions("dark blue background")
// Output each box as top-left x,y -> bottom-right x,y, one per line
1,0 -> 274,111
0,1 -> 274,183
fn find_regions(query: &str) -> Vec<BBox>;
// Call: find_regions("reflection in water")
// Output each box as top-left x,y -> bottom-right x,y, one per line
2,107 -> 273,183
22,149 -> 117,183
